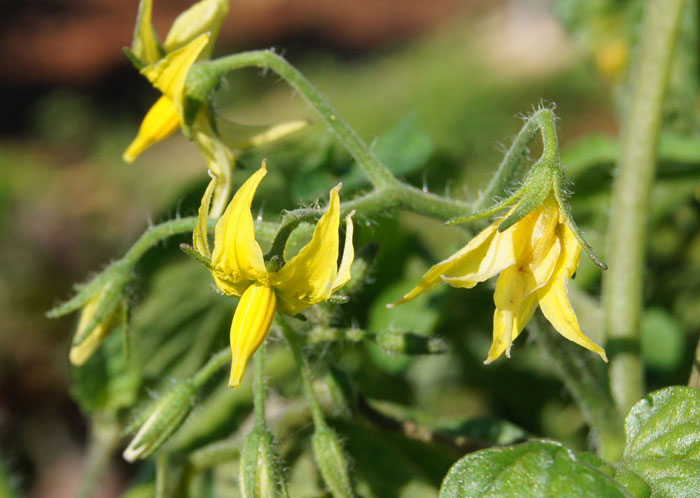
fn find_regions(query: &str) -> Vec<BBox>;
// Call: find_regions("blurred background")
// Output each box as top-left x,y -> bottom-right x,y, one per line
3,0 -> 699,497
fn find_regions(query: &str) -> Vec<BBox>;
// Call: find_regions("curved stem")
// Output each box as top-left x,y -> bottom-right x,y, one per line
475,107 -> 559,210
602,0 -> 685,415
193,50 -> 396,189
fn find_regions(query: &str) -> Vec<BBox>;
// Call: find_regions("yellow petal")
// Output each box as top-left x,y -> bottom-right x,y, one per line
211,164 -> 268,289
558,223 -> 582,280
163,0 -> 229,57
141,33 -> 210,104
331,212 -> 355,293
193,113 -> 234,218
273,185 -> 342,314
536,230 -> 606,361
529,237 -> 561,290
194,173 -> 217,258
485,292 -> 537,364
131,0 -> 161,65
229,283 -> 277,387
441,222 -> 516,288
123,95 -> 181,163
485,265 -> 538,363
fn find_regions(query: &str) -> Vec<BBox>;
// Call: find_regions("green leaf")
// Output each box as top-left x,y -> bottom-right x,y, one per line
619,386 -> 700,497
439,440 -> 630,498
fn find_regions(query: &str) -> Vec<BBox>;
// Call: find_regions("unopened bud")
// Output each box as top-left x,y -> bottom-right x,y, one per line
123,381 -> 196,462
163,0 -> 229,55
69,295 -> 126,366
312,427 -> 354,498
239,426 -> 289,498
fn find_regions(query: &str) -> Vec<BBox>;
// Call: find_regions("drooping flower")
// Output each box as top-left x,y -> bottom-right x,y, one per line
194,163 -> 354,387
392,194 -> 606,363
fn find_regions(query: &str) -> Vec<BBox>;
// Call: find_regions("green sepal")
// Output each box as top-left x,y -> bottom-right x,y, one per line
446,187 -> 522,226
553,169 -> 608,270
180,243 -> 212,268
122,47 -> 148,71
497,165 -> 553,232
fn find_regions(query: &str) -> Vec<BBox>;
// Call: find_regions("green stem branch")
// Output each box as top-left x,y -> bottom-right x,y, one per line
602,0 -> 685,414
192,50 -> 396,189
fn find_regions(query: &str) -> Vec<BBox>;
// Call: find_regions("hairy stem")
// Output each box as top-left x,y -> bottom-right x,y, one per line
194,50 -> 396,189
277,318 -> 327,429
602,0 -> 685,415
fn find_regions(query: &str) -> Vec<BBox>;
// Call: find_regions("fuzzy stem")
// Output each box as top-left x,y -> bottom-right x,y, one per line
76,418 -> 121,498
475,108 -> 558,210
253,343 -> 267,427
277,317 -> 327,430
192,50 -> 396,189
602,0 -> 685,415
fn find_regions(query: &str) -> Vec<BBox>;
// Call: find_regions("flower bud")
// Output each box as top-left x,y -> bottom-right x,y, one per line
239,426 -> 289,498
311,426 -> 354,498
163,0 -> 229,56
69,295 -> 125,366
123,381 -> 196,462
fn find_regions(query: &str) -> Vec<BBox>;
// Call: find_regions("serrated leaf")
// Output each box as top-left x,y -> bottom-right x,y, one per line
439,440 -> 630,498
619,386 -> 700,497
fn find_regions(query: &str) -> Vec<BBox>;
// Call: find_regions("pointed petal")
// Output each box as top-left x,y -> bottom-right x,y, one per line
274,185 -> 342,314
211,165 -> 268,288
229,284 -> 277,387
123,96 -> 180,163
536,227 -> 605,361
217,117 -> 309,150
130,0 -> 162,65
537,280 -> 607,361
193,173 -> 217,258
485,265 -> 538,362
141,33 -> 210,104
193,113 -> 235,217
484,292 -> 538,364
441,222 -> 516,288
391,223 -> 500,306
332,212 -> 355,292
163,0 -> 228,56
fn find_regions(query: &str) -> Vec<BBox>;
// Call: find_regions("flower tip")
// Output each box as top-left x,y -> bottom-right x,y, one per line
599,351 -> 608,363
260,158 -> 268,171
385,303 -> 395,309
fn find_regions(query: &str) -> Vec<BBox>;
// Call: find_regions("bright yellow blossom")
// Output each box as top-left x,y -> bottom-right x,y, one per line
123,33 -> 211,163
195,163 -> 354,387
393,194 -> 606,363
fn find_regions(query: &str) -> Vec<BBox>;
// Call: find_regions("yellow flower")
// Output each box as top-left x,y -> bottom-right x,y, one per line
392,194 -> 606,364
195,163 -> 354,387
123,33 -> 211,163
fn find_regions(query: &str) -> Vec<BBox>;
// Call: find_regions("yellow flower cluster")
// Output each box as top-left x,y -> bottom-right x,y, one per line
393,194 -> 606,363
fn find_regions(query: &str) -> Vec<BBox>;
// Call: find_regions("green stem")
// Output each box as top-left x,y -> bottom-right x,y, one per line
254,342 -> 267,427
76,417 -> 121,498
602,0 -> 685,414
193,50 -> 396,189
475,108 -> 559,210
530,318 -> 624,461
277,317 -> 327,429
192,348 -> 230,388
